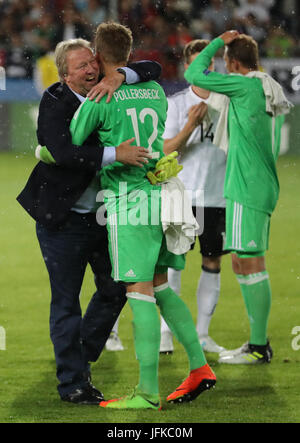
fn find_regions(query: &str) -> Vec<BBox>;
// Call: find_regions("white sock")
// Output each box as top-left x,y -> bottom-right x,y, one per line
196,267 -> 221,337
168,268 -> 182,295
160,268 -> 182,335
111,315 -> 120,334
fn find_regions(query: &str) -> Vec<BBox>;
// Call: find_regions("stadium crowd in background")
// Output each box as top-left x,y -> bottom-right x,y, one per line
0,0 -> 299,82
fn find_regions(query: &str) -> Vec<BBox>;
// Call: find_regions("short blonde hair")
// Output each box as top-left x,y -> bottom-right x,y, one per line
54,38 -> 93,81
183,39 -> 210,64
94,22 -> 133,64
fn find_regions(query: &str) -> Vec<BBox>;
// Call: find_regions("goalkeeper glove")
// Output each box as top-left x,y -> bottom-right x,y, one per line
147,151 -> 183,185
35,145 -> 56,165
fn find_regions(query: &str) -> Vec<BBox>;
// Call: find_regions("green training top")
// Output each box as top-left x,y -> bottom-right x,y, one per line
185,38 -> 283,214
70,80 -> 167,199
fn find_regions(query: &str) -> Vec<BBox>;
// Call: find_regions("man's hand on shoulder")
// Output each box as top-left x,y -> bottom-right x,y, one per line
87,71 -> 125,103
116,137 -> 152,167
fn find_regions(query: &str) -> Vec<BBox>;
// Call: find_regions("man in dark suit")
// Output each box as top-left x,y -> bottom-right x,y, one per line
17,37 -> 161,404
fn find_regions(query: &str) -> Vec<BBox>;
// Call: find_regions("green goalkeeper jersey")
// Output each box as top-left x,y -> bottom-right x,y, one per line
185,38 -> 284,215
70,80 -> 167,198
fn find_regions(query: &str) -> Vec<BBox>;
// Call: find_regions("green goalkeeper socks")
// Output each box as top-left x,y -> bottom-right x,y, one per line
154,283 -> 207,370
127,284 -> 209,396
127,293 -> 161,395
237,271 -> 272,346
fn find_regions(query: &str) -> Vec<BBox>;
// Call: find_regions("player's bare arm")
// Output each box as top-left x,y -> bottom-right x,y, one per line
164,102 -> 208,155
116,137 -> 151,167
87,70 -> 125,103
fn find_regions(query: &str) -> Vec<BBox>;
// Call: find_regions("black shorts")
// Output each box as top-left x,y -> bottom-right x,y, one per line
191,207 -> 227,257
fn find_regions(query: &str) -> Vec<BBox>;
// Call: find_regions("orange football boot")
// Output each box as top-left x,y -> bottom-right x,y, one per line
167,363 -> 216,404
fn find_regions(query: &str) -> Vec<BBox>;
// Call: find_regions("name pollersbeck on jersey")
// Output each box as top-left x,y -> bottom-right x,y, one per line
113,87 -> 161,102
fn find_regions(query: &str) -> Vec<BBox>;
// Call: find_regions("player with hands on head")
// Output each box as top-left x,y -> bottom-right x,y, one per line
184,29 -> 292,364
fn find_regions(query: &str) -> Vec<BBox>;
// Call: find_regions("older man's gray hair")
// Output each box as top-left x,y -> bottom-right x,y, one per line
54,38 -> 93,81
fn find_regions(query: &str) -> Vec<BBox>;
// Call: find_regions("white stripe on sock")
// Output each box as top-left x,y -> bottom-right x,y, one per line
126,292 -> 156,303
154,282 -> 169,293
237,272 -> 269,286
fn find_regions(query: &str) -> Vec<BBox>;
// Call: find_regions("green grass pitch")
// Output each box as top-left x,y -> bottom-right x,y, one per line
0,152 -> 299,423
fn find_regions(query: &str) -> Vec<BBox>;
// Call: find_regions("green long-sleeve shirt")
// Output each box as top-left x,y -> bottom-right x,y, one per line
185,38 -> 283,214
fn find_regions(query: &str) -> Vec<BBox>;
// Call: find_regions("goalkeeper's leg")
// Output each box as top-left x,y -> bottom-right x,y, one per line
233,253 -> 271,347
100,281 -> 161,410
154,273 -> 216,403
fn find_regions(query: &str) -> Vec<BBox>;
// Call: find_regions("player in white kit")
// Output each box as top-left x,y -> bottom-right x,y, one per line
160,40 -> 228,354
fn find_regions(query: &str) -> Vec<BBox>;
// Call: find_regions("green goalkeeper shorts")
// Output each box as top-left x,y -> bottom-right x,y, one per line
224,199 -> 271,254
106,194 -> 185,282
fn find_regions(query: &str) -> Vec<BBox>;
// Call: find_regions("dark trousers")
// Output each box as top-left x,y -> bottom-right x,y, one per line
36,212 -> 126,397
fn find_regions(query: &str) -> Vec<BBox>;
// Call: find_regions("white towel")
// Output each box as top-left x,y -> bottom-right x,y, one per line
207,72 -> 293,154
160,177 -> 199,255
246,70 -> 293,117
207,92 -> 230,154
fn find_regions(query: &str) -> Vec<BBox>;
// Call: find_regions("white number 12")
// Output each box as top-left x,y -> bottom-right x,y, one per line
126,107 -> 160,159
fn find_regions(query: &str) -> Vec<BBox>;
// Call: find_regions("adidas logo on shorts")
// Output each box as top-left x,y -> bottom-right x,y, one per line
125,269 -> 136,277
247,240 -> 257,248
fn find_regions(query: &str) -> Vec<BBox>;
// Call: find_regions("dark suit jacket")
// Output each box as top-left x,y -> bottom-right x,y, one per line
17,61 -> 161,230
